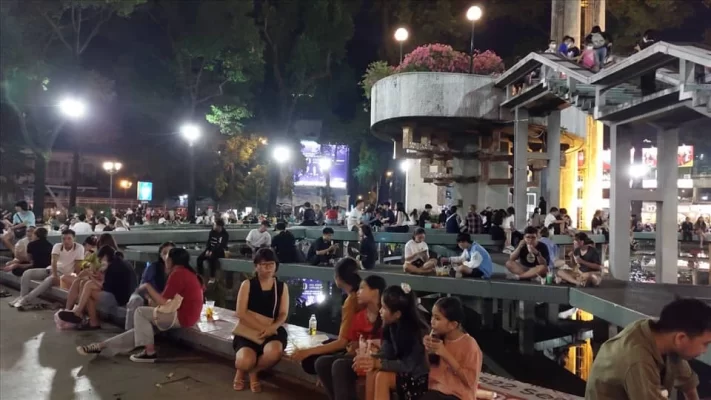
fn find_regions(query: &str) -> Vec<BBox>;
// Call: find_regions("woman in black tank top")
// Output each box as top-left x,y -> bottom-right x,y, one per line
233,248 -> 289,393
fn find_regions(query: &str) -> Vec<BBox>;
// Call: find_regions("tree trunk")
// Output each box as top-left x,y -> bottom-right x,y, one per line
267,164 -> 279,217
33,153 -> 47,220
69,145 -> 79,208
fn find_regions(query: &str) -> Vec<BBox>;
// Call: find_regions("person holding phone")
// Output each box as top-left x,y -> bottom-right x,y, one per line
504,226 -> 550,281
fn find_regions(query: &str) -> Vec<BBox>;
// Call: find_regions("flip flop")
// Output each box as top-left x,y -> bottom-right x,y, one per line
233,372 -> 245,391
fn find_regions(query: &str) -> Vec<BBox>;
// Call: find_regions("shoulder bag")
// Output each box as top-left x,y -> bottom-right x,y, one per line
232,279 -> 279,344
153,294 -> 183,331
13,214 -> 27,239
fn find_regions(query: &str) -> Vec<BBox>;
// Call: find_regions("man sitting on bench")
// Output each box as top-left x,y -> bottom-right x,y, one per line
504,226 -> 550,281
197,219 -> 229,283
240,221 -> 271,257
557,232 -> 602,287
307,227 -> 338,266
403,228 -> 437,275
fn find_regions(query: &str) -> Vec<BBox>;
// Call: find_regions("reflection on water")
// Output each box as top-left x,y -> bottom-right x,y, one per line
618,240 -> 711,285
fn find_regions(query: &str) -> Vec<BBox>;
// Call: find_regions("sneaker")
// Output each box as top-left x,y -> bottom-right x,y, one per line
502,247 -> 512,255
558,307 -> 578,320
8,297 -> 23,308
505,272 -> 520,280
130,350 -> 157,363
77,343 -> 103,356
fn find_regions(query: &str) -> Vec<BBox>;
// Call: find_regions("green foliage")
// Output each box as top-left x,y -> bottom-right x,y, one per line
360,61 -> 394,99
353,142 -> 382,191
206,105 -> 252,136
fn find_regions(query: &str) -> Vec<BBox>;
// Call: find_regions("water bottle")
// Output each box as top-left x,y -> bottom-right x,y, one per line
308,314 -> 317,335
427,331 -> 441,366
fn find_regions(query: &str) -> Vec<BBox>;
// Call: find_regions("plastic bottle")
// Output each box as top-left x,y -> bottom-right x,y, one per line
309,314 -> 317,335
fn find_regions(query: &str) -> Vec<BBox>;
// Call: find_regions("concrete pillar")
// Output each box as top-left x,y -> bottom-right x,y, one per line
580,117 -> 604,229
405,159 -> 440,213
655,127 -> 679,284
560,150 -> 578,214
546,111 -> 561,208
551,0 -> 582,45
513,107 -> 529,229
609,124 -> 631,280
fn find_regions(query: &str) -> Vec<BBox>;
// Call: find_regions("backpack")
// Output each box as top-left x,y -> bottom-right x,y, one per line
54,310 -> 78,330
591,32 -> 606,48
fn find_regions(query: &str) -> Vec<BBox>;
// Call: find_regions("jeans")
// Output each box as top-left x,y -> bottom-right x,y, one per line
124,293 -> 146,330
595,47 -> 607,68
196,250 -> 223,278
102,306 -> 180,356
314,354 -> 357,400
19,269 -> 53,303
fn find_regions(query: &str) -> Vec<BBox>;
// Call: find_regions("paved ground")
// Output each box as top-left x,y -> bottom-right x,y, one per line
0,287 -> 324,400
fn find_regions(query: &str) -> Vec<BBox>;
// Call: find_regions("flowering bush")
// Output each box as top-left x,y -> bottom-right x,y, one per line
360,44 -> 505,99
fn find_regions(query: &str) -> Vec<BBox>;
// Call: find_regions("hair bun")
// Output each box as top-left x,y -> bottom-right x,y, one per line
400,283 -> 411,294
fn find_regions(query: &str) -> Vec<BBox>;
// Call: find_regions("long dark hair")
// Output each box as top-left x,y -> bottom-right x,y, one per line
363,275 -> 387,335
97,233 -> 119,251
335,257 -> 361,292
382,284 -> 429,338
167,248 -> 196,275
154,241 -> 175,291
97,245 -> 121,263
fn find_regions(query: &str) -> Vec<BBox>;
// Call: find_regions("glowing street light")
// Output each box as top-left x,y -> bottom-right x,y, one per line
466,5 -> 483,74
103,162 -> 122,202
394,27 -> 409,64
399,159 -> 411,172
119,179 -> 133,197
272,145 -> 292,163
179,123 -> 200,221
386,170 -> 393,178
180,124 -> 201,145
629,164 -> 649,179
59,97 -> 87,119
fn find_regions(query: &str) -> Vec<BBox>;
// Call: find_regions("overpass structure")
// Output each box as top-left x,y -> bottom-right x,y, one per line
494,41 -> 711,285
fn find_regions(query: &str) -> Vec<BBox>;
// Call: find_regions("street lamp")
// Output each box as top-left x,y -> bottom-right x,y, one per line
272,145 -> 292,163
394,27 -> 409,64
399,159 -> 411,172
103,162 -> 122,204
59,96 -> 88,209
180,123 -> 201,222
59,97 -> 87,120
319,157 -> 333,207
119,179 -> 133,197
466,5 -> 483,74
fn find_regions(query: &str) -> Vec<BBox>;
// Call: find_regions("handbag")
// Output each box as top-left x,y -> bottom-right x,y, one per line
232,279 -> 279,344
152,294 -> 183,331
13,214 -> 26,240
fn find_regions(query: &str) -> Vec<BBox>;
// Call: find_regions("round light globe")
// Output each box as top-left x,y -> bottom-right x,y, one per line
466,5 -> 483,21
273,145 -> 291,163
180,124 -> 201,144
394,27 -> 409,42
59,97 -> 87,119
399,159 -> 411,172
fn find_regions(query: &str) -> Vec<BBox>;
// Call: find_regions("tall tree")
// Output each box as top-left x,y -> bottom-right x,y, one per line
254,0 -> 360,214
0,0 -> 141,218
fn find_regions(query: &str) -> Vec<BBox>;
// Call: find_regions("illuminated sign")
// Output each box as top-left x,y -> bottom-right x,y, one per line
641,146 -> 694,168
293,141 -> 349,189
137,181 -> 153,201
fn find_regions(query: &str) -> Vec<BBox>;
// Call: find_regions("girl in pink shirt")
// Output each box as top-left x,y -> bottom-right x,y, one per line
422,297 -> 482,400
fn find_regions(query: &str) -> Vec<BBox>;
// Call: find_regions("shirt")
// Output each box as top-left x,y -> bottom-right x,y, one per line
347,208 -> 363,231
272,231 -> 300,263
307,237 -> 333,260
464,212 -> 482,234
26,239 -> 53,269
206,229 -> 229,252
428,333 -> 482,400
162,266 -> 204,328
359,238 -> 377,270
49,243 -> 85,276
246,229 -> 271,248
71,221 -> 93,234
346,308 -> 382,342
102,258 -> 138,306
13,210 -> 36,227
13,237 -> 30,261
503,215 -> 515,230
418,211 -> 431,228
517,242 -> 550,269
404,239 -> 428,264
574,246 -> 601,273
538,237 -> 558,270
337,293 -> 359,340
543,213 -> 557,229
586,319 -> 699,400
141,261 -> 167,292
325,209 -> 338,220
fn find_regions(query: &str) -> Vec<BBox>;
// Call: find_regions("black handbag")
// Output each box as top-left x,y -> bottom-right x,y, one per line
13,214 -> 26,239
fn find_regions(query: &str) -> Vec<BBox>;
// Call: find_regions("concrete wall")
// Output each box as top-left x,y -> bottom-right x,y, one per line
405,159 -> 441,213
370,72 -> 510,129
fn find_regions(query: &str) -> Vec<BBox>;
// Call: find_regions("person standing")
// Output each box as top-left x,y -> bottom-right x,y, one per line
418,204 -> 433,228
314,204 -> 325,226
301,202 -> 317,226
635,29 -> 658,95
585,26 -> 612,69
586,298 -> 710,400
271,222 -> 301,263
196,219 -> 229,283
347,200 -> 364,231
464,205 -> 483,234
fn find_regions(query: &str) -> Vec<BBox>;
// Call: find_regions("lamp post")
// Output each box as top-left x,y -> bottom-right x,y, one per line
466,5 -> 483,74
119,179 -> 133,198
272,145 -> 292,218
103,161 -> 122,206
376,170 -> 393,205
59,97 -> 88,209
394,28 -> 409,64
319,157 -> 333,207
180,124 -> 201,222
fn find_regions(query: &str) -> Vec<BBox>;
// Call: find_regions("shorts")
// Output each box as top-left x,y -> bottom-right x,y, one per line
396,373 -> 429,400
97,291 -> 118,311
233,326 -> 288,357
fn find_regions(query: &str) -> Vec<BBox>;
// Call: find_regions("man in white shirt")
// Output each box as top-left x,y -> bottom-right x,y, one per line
347,199 -> 364,231
71,214 -> 93,234
403,228 -> 437,274
241,221 -> 272,256
11,229 -> 84,309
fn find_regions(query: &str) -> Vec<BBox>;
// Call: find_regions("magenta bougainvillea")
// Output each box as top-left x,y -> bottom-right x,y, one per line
397,44 -> 504,75
361,44 -> 505,98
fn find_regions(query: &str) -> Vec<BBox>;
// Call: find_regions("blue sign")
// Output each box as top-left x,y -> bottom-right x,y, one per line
137,181 -> 153,201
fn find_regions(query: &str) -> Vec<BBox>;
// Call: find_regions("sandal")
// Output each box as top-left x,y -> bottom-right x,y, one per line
233,371 -> 245,391
249,380 -> 262,393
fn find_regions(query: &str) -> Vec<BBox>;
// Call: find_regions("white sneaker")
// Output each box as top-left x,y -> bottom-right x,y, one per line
502,246 -> 514,255
558,307 -> 578,320
505,272 -> 520,280
8,296 -> 24,308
